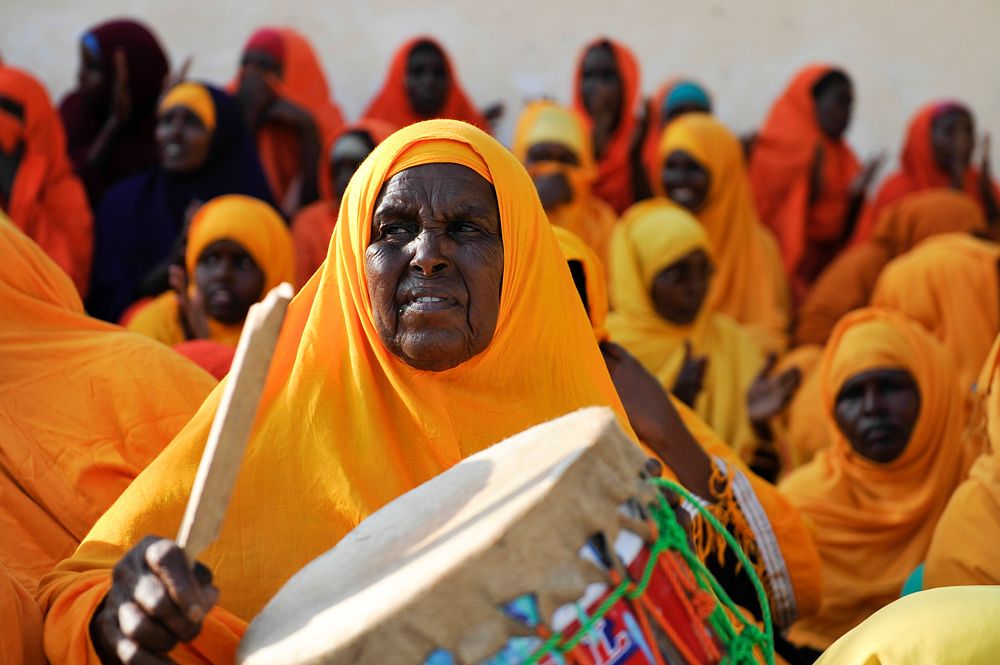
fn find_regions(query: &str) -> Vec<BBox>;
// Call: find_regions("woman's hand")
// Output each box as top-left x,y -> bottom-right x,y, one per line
672,342 -> 708,408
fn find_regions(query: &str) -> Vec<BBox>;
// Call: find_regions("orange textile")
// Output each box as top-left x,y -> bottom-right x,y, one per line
794,188 -> 986,346
924,333 -> 1000,588
780,308 -> 967,650
552,225 -> 608,341
38,120 -> 634,663
749,65 -> 861,299
0,213 -> 216,596
362,37 -> 489,132
773,344 -> 828,474
0,562 -> 44,665
511,99 -> 618,269
572,38 -> 640,215
657,113 -> 790,353
0,65 -> 92,295
173,339 -> 237,380
853,101 -> 998,242
872,233 -> 1000,392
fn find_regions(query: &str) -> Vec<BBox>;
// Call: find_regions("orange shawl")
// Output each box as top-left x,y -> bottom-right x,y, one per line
794,188 -> 986,346
0,213 -> 216,596
749,64 -> 861,298
39,121 -> 632,663
854,101 -> 998,242
0,562 -> 43,665
0,65 -> 92,295
362,37 -> 489,132
552,225 -> 609,341
657,113 -> 790,353
572,38 -> 640,215
781,308 -> 967,650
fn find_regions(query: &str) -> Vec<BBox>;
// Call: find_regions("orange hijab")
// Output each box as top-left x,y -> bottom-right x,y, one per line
39,121 -> 632,663
780,308 -> 967,650
362,37 -> 488,132
925,333 -> 1000,588
0,65 -> 92,295
749,65 -> 861,290
640,78 -> 712,188
854,101 -> 998,242
657,113 -> 790,352
872,233 -> 1000,392
552,225 -> 608,341
572,38 -> 640,214
794,188 -> 986,346
0,213 -> 216,596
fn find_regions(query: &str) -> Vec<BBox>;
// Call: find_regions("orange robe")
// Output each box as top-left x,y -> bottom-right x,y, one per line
781,308 -> 968,650
0,562 -> 44,665
0,65 -> 92,295
0,212 -> 216,596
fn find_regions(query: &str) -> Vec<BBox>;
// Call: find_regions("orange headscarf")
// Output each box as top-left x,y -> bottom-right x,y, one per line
925,333 -> 1000,588
872,233 -> 1000,392
292,119 -> 398,287
640,78 -> 712,188
0,212 -> 216,597
794,188 -> 986,346
552,225 -> 608,341
362,37 -> 489,132
749,65 -> 861,297
512,99 -> 618,269
39,121 -> 632,663
0,65 -> 92,295
780,308 -> 967,650
657,113 -> 790,353
572,38 -> 640,215
854,101 -> 998,242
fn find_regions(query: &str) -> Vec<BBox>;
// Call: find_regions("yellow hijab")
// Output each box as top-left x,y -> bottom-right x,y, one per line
781,308 -> 967,650
552,225 -> 608,341
126,195 -> 295,346
657,113 -> 789,352
40,120 -> 632,663
607,200 -> 765,456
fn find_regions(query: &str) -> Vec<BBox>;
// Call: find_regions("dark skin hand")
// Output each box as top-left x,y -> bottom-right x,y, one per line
366,163 -> 504,371
672,341 -> 708,409
90,537 -> 218,664
580,44 -> 622,161
746,354 -> 802,435
169,264 -> 211,340
834,368 -> 920,464
630,96 -> 654,201
85,49 -> 132,170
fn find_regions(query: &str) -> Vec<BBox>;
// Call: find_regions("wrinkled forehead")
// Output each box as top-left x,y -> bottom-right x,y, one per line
371,163 -> 499,227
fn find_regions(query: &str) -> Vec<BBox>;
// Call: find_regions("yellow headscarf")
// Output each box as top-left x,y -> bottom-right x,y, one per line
607,200 -> 764,457
159,81 -> 217,130
40,120 -> 632,663
127,194 -> 295,346
657,113 -> 789,353
780,308 -> 967,650
551,225 -> 608,341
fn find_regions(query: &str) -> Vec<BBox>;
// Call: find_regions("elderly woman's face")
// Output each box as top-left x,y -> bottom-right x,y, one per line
366,163 -> 503,371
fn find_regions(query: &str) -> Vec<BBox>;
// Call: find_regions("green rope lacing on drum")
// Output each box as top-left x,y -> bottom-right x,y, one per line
523,477 -> 775,665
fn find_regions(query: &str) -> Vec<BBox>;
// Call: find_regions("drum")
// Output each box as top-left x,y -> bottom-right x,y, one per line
238,407 -> 773,665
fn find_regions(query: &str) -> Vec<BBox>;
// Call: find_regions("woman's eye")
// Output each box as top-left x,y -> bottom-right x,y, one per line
381,222 -> 414,238
451,222 -> 481,234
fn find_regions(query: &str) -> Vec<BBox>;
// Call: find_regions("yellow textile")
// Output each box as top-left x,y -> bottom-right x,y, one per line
512,100 -> 618,270
39,120 -> 633,663
552,225 -> 608,341
816,586 -> 1000,665
657,113 -> 790,353
872,232 -> 1000,393
607,201 -> 765,457
780,308 -> 967,650
127,194 -> 295,347
160,82 -> 216,130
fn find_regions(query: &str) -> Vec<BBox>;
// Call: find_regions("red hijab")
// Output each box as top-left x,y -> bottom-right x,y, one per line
572,38 -> 640,214
362,37 -> 488,132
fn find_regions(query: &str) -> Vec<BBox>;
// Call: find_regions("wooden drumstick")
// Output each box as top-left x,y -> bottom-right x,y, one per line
177,282 -> 294,560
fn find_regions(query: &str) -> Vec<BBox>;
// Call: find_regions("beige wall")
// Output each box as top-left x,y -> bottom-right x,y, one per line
3,0 -> 998,169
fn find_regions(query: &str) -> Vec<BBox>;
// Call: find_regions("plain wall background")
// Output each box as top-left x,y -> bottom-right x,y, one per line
3,0 -> 997,170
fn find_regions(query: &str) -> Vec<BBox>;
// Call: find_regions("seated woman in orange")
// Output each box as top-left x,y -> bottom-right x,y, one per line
291,119 -> 396,286
362,37 -> 496,132
794,187 -> 985,346
0,64 -> 92,294
854,101 -> 999,241
749,65 -> 883,303
231,27 -> 344,217
126,194 -> 294,358
572,38 -> 642,214
512,100 -> 618,269
656,113 -> 790,353
780,308 -> 968,656
0,213 -> 216,598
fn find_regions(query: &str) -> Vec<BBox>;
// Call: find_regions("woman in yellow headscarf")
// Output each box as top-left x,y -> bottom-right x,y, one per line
780,308 -> 967,654
924,332 -> 1000,588
126,194 -> 295,349
606,201 -> 767,458
512,100 -> 618,270
656,113 -> 790,353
